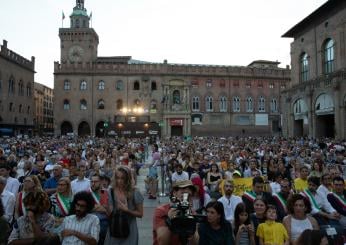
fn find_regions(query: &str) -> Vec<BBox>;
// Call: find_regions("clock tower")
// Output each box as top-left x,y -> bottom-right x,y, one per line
59,0 -> 99,63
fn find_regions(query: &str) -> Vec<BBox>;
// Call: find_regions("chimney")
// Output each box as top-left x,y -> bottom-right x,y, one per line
2,40 -> 7,48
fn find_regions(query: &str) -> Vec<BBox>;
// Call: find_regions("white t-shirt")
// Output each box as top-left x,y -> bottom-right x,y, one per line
218,195 -> 242,223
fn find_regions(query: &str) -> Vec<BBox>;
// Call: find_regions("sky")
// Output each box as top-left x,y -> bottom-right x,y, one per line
0,0 -> 328,88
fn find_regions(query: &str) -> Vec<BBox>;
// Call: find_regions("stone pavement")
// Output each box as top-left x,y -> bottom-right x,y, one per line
136,161 -> 170,245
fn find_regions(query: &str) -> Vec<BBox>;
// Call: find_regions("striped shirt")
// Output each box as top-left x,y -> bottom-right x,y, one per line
61,213 -> 100,245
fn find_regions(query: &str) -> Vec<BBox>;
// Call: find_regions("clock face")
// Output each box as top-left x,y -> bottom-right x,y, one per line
68,45 -> 84,62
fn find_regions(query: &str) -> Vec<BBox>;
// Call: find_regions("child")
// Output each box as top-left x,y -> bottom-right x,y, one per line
256,205 -> 289,245
234,203 -> 255,245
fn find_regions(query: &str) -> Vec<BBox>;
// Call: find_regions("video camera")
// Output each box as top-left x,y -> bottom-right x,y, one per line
168,193 -> 206,245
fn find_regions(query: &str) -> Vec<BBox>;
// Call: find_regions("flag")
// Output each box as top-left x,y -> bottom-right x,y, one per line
62,11 -> 65,20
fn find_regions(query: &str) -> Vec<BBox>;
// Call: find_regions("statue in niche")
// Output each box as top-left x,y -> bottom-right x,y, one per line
172,90 -> 182,111
173,90 -> 181,104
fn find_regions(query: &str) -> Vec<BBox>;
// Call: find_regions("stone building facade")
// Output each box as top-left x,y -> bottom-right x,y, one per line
54,0 -> 290,137
282,0 -> 346,139
0,40 -> 35,136
34,82 -> 54,136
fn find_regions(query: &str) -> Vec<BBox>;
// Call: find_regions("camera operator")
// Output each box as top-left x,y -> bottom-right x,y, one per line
153,180 -> 198,245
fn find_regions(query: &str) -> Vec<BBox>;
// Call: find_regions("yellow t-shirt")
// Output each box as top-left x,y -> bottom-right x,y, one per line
256,221 -> 288,245
294,178 -> 308,192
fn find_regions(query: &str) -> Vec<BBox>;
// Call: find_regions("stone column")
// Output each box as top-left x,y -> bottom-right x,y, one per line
333,85 -> 341,139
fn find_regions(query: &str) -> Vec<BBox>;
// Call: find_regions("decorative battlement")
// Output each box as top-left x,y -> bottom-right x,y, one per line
0,40 -> 35,71
59,28 -> 99,42
54,59 -> 290,79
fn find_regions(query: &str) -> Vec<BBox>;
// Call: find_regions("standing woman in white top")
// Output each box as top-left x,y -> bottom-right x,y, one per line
283,194 -> 319,244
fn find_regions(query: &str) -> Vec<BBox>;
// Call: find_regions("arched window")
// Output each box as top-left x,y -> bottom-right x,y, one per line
206,96 -> 213,112
133,81 -> 140,90
18,81 -> 24,96
9,102 -> 13,112
206,79 -> 212,88
300,53 -> 309,82
98,80 -> 105,90
8,77 -> 15,94
323,39 -> 334,74
63,99 -> 70,110
246,97 -> 253,112
258,96 -> 265,112
173,90 -> 180,104
80,99 -> 87,110
219,96 -> 227,112
26,83 -> 31,96
192,96 -> 200,111
151,81 -> 157,91
116,80 -> 123,91
64,80 -> 71,90
116,99 -> 123,110
270,98 -> 278,113
19,104 -> 22,113
233,97 -> 240,112
97,99 -> 105,109
75,19 -> 80,28
80,80 -> 87,90
27,106 -> 30,114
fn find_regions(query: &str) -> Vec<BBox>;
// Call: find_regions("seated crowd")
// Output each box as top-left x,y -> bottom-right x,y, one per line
0,136 -> 344,245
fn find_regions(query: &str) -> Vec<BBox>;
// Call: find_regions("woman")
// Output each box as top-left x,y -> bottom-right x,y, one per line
250,198 -> 267,245
234,203 -> 255,245
309,161 -> 323,178
50,177 -> 72,233
191,175 -> 211,213
206,163 -> 222,199
198,201 -> 234,245
8,191 -> 58,245
104,166 -> 144,245
283,194 -> 319,245
15,175 -> 42,218
295,230 -> 328,245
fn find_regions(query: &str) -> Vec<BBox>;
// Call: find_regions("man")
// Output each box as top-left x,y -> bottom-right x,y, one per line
0,162 -> 20,195
61,191 -> 100,245
71,162 -> 90,195
0,176 -> 15,224
272,178 -> 291,221
171,163 -> 189,184
44,164 -> 63,195
18,159 -> 38,183
243,159 -> 262,178
36,161 -> 50,187
317,173 -> 332,197
301,176 -> 340,226
90,174 -> 109,245
242,176 -> 273,213
294,165 -> 309,192
217,179 -> 242,224
327,176 -> 346,229
270,172 -> 283,194
153,180 -> 198,245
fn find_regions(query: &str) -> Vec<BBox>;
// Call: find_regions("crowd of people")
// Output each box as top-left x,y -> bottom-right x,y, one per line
0,135 -> 344,245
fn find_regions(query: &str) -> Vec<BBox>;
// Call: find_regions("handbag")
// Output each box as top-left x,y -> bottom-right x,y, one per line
109,188 -> 130,238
